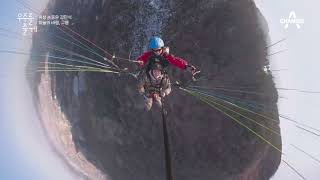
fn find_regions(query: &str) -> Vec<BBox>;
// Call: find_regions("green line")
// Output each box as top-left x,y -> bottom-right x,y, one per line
56,26 -> 120,69
38,62 -> 109,71
181,88 -> 283,153
187,87 -> 279,123
0,27 -> 109,69
0,50 -> 110,70
46,43 -> 109,68
34,69 -> 119,74
55,27 -> 106,60
188,86 -> 320,133
188,89 -> 281,136
189,85 -> 271,97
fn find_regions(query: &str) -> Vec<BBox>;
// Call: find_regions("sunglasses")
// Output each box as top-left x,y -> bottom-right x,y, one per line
152,48 -> 162,52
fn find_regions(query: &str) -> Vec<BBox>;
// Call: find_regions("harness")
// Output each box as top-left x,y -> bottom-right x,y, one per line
142,53 -> 170,97
146,54 -> 169,73
145,72 -> 167,96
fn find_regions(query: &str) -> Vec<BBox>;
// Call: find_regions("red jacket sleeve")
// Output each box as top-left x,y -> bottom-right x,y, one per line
164,54 -> 188,69
137,51 -> 153,67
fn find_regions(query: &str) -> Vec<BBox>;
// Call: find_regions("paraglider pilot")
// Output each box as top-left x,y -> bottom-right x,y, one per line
137,36 -> 198,111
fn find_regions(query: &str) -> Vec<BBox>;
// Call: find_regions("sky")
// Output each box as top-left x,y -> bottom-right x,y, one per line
0,0 -> 319,180
0,1 -> 77,180
255,0 -> 320,179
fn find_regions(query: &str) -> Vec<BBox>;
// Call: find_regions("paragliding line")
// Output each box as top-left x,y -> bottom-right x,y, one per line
265,38 -> 286,49
182,88 -> 282,153
295,125 -> 320,137
282,159 -> 306,180
291,144 -> 320,164
181,87 -> 309,180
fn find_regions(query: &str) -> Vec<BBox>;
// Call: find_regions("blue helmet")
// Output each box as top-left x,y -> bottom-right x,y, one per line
149,36 -> 164,49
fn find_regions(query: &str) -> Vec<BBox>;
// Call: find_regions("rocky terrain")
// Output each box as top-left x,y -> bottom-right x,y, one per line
28,0 -> 281,179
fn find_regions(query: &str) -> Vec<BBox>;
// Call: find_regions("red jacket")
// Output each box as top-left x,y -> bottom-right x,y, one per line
137,51 -> 188,70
